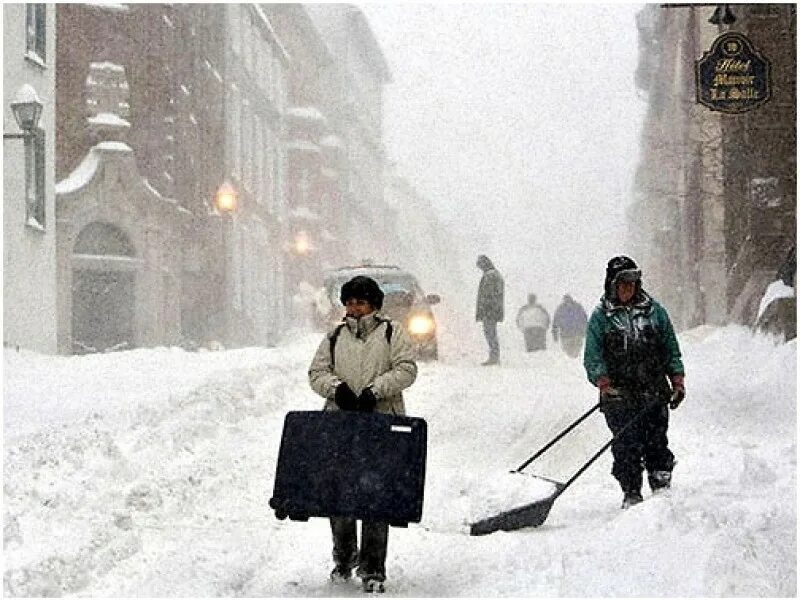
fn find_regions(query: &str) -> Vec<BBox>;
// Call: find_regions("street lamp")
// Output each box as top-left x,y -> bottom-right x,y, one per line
4,84 -> 43,140
293,230 -> 312,255
215,180 -> 238,214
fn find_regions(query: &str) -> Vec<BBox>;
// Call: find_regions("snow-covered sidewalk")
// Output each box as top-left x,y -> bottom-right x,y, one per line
3,325 -> 796,596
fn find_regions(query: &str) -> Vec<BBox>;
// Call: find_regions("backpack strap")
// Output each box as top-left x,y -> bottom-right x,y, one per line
329,318 -> 393,369
329,323 -> 346,369
374,316 -> 393,343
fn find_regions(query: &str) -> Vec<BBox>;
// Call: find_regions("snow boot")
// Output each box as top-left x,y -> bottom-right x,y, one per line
362,578 -> 386,594
648,470 -> 672,493
330,564 -> 354,582
481,357 -> 499,366
621,490 -> 643,509
330,549 -> 358,583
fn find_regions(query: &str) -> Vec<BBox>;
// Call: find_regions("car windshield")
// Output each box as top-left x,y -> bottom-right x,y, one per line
326,272 -> 419,306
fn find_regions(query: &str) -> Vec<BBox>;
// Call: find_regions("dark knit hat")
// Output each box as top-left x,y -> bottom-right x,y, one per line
604,255 -> 642,300
340,275 -> 384,310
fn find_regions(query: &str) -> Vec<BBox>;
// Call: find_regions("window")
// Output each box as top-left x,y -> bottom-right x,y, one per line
25,4 -> 46,63
25,129 -> 46,229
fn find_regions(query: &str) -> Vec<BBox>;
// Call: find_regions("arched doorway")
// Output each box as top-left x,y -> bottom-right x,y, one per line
71,222 -> 138,354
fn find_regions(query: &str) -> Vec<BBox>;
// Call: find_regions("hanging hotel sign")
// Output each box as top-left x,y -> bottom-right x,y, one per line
695,32 -> 771,113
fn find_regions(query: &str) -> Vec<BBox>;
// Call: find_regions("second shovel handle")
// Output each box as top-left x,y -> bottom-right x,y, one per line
515,401 -> 601,473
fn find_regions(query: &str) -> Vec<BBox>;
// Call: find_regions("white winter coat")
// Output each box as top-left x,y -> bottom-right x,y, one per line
516,304 -> 551,330
308,313 -> 418,415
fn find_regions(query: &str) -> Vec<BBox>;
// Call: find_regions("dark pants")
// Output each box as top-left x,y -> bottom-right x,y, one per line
602,397 -> 674,494
523,327 -> 546,351
330,517 -> 389,581
482,320 -> 499,360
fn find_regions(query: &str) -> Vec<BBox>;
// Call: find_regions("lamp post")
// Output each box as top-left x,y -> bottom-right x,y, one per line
3,84 -> 43,140
215,180 -> 238,347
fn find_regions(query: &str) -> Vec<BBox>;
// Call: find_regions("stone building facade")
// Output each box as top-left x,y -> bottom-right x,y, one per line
630,4 -> 796,330
3,3 -> 58,353
50,4 -> 394,353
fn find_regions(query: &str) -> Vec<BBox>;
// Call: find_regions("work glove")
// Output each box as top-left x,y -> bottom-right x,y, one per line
597,376 -> 624,406
669,375 -> 685,410
334,382 -> 358,411
356,387 -> 379,412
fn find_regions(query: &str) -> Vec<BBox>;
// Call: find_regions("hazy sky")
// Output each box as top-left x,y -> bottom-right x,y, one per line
362,3 -> 647,312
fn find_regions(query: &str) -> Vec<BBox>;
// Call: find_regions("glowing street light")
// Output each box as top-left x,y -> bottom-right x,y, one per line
294,230 -> 312,255
215,180 -> 237,214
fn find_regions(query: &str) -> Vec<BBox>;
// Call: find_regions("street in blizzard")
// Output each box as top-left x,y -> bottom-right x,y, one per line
3,3 -> 796,597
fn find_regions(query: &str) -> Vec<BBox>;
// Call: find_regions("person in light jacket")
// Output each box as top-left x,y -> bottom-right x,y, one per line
476,255 -> 504,365
308,275 -> 418,593
515,294 -> 550,351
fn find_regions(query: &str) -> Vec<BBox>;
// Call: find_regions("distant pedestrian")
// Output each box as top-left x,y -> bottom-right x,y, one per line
583,256 -> 685,509
552,294 -> 588,357
515,294 -> 550,352
475,255 -> 504,365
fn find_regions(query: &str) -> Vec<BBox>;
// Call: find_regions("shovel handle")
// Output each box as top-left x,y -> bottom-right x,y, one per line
515,401 -> 601,473
553,396 -> 668,499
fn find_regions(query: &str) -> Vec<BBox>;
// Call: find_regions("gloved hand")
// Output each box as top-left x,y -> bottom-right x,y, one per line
356,387 -> 379,412
669,375 -> 685,410
334,382 -> 358,411
597,376 -> 624,405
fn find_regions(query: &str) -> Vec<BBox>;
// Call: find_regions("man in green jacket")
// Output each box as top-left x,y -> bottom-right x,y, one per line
583,256 -> 686,509
308,275 -> 418,593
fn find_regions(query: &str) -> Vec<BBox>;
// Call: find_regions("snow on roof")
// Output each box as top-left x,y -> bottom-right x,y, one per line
85,3 -> 129,12
89,61 -> 125,73
286,106 -> 326,122
13,84 -> 41,105
320,134 -> 343,148
55,142 -> 132,196
320,166 -> 339,179
756,279 -> 796,322
55,150 -> 101,196
285,139 -> 321,153
290,206 -> 321,221
87,112 -> 131,128
96,141 -> 132,152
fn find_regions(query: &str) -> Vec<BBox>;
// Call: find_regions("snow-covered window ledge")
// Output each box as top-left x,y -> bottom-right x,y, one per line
24,50 -> 47,69
25,217 -> 46,233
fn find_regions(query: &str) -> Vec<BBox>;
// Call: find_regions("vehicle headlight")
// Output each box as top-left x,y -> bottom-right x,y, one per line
408,314 -> 435,336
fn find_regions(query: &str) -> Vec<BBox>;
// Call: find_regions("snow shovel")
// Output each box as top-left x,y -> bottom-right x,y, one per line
469,397 -> 665,535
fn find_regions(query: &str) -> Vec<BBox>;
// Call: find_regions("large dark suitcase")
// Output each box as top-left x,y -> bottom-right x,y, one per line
269,410 -> 427,526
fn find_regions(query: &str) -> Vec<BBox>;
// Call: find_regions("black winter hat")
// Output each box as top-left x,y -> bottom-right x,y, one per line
340,275 -> 384,310
604,255 -> 642,299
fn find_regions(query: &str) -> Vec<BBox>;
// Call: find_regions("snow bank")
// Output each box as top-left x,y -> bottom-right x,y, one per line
3,325 -> 795,596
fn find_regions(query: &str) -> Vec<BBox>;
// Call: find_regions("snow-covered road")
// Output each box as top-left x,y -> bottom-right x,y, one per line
3,324 -> 796,596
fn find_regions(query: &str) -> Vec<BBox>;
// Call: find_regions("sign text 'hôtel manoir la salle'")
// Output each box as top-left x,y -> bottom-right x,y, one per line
696,31 -> 772,114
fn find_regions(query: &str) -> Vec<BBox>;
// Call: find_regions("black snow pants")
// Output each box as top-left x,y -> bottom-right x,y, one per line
602,390 -> 674,495
330,517 -> 388,581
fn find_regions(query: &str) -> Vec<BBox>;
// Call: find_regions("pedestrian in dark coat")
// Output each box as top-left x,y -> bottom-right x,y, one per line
552,294 -> 588,357
476,255 -> 504,365
583,256 -> 685,509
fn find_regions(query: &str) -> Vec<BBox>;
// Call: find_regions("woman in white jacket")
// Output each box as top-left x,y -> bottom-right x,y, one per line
308,275 -> 417,593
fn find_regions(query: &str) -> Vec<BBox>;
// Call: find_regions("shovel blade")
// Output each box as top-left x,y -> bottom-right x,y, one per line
469,485 -> 563,536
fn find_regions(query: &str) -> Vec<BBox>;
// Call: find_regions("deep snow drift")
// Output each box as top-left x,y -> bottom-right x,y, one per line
3,323 -> 796,597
